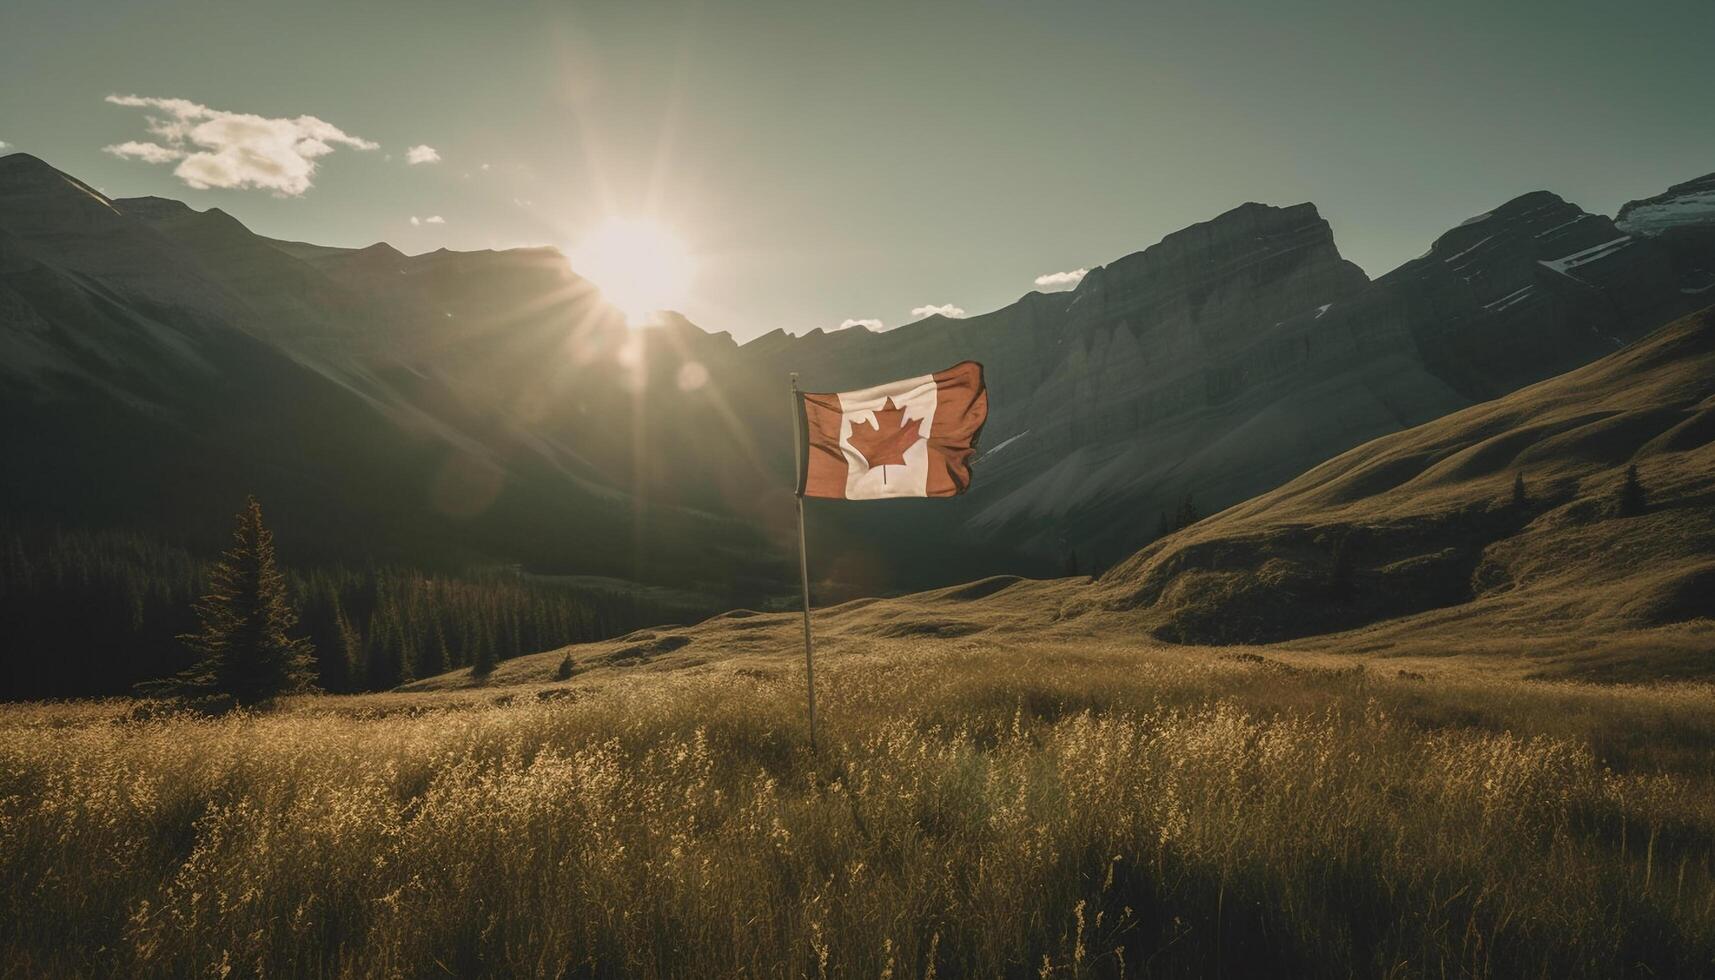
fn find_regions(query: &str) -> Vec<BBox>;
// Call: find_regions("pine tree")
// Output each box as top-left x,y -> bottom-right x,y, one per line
396,622 -> 416,685
1174,494 -> 1200,531
1512,472 -> 1529,509
335,601 -> 364,693
430,617 -> 452,677
555,653 -> 574,681
1618,463 -> 1647,517
471,638 -> 498,682
167,497 -> 317,706
376,605 -> 411,687
1328,536 -> 1355,603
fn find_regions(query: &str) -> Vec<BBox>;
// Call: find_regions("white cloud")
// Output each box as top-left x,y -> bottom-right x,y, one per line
104,140 -> 184,164
1034,268 -> 1088,290
410,215 -> 446,226
406,144 -> 440,165
103,94 -> 376,196
479,162 -> 491,171
0,140 -> 9,150
835,318 -> 885,332
911,303 -> 966,319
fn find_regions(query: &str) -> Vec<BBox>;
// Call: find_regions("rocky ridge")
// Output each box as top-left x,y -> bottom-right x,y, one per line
4,148 -> 1714,598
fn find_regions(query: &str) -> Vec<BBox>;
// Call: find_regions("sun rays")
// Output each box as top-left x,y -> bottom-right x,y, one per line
568,216 -> 695,326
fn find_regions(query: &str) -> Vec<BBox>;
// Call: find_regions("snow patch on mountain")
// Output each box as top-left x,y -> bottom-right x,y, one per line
1484,285 -> 1534,312
1442,235 -> 1494,265
979,430 -> 1029,461
1617,191 -> 1715,235
1616,173 -> 1715,236
1539,237 -> 1633,276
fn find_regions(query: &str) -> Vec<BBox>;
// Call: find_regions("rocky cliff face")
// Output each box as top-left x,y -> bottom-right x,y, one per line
1618,172 -> 1715,235
962,202 -> 1392,553
1616,172 -> 1715,301
741,184 -> 1711,572
744,200 -> 1441,565
1369,191 -> 1685,400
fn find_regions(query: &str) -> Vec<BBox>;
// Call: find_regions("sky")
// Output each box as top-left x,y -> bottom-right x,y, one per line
2,0 -> 1711,342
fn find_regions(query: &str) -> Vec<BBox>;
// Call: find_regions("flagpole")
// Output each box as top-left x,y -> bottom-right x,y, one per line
789,373 -> 818,752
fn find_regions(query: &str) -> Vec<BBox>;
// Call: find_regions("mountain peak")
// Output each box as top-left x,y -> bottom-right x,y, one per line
0,152 -> 121,221
1617,172 -> 1715,236
356,242 -> 407,260
1063,199 -> 1368,342
1406,189 -> 1590,269
1102,200 -> 1350,279
114,195 -> 195,218
0,151 -> 58,176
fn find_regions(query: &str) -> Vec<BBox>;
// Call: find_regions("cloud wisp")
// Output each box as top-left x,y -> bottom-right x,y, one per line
105,140 -> 181,164
1034,268 -> 1088,290
410,215 -> 447,226
406,144 -> 441,165
835,318 -> 885,332
911,303 -> 966,319
102,95 -> 377,196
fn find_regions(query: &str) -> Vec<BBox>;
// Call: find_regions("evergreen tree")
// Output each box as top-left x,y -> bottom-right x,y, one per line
334,601 -> 364,693
163,497 -> 317,706
1618,463 -> 1647,516
396,622 -> 416,685
372,605 -> 408,688
471,637 -> 498,682
5,523 -> 703,699
430,617 -> 453,677
1328,535 -> 1355,603
1512,472 -> 1529,509
1156,511 -> 1171,538
555,653 -> 574,681
1174,494 -> 1200,531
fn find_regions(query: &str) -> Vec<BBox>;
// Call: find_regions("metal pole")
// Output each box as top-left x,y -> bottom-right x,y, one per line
789,374 -> 818,752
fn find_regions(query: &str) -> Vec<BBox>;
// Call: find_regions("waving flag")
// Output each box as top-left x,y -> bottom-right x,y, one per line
796,361 -> 988,499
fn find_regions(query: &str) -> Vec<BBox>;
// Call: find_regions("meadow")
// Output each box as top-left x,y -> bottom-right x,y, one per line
4,631 -> 1715,978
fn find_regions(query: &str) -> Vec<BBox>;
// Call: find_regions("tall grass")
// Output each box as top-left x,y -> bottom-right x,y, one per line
3,643 -> 1714,977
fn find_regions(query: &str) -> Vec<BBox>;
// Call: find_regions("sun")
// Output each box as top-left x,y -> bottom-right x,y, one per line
568,217 -> 694,325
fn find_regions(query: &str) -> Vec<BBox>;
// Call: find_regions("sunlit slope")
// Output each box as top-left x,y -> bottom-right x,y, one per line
402,575 -> 1099,691
1079,307 -> 1715,677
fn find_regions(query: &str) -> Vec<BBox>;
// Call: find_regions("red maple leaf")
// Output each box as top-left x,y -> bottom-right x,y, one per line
848,397 -> 924,471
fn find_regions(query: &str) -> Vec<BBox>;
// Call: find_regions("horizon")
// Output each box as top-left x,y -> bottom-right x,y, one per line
6,144 -> 1704,344
3,0 -> 1710,341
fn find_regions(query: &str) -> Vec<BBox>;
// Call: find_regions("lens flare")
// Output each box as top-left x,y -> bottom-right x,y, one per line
568,217 -> 694,325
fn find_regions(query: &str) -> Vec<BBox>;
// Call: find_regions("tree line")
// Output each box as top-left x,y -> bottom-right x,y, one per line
0,512 -> 703,701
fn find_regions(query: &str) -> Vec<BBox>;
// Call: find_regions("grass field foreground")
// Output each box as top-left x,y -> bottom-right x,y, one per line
4,640 -> 1715,977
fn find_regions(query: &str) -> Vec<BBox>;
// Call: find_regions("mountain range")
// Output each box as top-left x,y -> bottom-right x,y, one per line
3,150 -> 1713,608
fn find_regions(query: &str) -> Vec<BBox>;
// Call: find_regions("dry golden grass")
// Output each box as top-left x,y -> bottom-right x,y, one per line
4,628 -> 1715,978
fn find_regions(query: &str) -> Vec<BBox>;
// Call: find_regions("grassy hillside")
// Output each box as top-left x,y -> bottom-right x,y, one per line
1076,307 -> 1715,679
4,622 -> 1714,977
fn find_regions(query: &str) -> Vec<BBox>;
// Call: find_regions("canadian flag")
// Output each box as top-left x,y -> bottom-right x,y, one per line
796,361 -> 988,499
